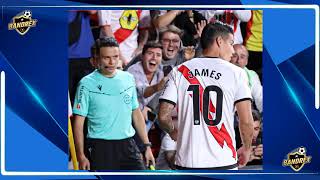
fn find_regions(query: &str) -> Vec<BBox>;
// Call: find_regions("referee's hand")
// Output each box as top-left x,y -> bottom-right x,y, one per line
145,147 -> 155,167
79,156 -> 90,170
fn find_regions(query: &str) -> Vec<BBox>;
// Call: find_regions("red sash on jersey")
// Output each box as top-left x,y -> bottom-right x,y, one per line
114,10 -> 142,44
178,65 -> 236,159
244,10 -> 254,46
224,10 -> 238,33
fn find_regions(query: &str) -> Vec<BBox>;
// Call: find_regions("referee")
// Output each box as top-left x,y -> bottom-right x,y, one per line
73,37 -> 155,170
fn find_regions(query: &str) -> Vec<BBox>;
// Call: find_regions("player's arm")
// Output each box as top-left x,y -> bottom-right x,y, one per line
237,100 -> 253,149
236,100 -> 254,167
158,101 -> 176,139
158,68 -> 178,139
132,108 -> 155,166
73,115 -> 90,170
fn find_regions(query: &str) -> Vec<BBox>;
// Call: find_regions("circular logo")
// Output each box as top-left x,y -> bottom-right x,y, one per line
120,10 -> 139,30
123,94 -> 131,104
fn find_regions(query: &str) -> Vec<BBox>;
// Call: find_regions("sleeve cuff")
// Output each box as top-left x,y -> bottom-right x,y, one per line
234,98 -> 252,105
159,98 -> 176,106
72,110 -> 88,117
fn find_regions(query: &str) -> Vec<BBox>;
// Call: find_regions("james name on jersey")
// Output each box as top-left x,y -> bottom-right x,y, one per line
188,68 -> 222,80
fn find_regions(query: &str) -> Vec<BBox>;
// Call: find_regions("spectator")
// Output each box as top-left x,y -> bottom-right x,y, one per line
244,10 -> 263,80
249,110 -> 263,164
69,10 -> 97,104
72,37 -> 154,170
127,42 -> 167,111
173,10 -> 207,47
152,10 -> 206,47
160,25 -> 195,70
235,110 -> 262,165
231,44 -> 262,113
89,40 -> 99,69
251,110 -> 262,145
127,42 -> 167,153
98,10 -> 151,65
125,25 -> 195,74
199,10 -> 251,45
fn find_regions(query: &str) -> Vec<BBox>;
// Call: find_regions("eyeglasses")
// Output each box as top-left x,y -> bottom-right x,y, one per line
161,38 -> 180,45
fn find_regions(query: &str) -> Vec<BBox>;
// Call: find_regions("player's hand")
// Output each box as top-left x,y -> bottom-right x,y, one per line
145,147 -> 155,167
78,156 -> 90,170
237,146 -> 251,168
169,128 -> 178,141
183,46 -> 195,61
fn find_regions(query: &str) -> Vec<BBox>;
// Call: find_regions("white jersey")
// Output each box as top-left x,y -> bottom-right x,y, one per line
159,57 -> 252,168
98,10 -> 150,62
155,133 -> 177,170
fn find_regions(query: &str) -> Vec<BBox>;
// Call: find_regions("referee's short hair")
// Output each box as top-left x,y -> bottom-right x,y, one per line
200,21 -> 234,50
95,37 -> 119,54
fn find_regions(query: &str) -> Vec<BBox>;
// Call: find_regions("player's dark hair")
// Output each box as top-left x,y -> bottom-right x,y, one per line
142,41 -> 163,55
200,21 -> 234,50
95,37 -> 119,54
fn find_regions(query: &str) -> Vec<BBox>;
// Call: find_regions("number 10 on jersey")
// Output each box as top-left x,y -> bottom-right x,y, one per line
187,85 -> 223,126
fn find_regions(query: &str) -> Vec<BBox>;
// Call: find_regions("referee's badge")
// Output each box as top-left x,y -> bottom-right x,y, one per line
123,94 -> 131,104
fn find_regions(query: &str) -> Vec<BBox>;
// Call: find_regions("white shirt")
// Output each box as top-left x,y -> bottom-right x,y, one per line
249,69 -> 263,113
198,10 -> 251,44
98,10 -> 150,62
155,133 -> 177,170
127,62 -> 164,110
159,57 -> 252,168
